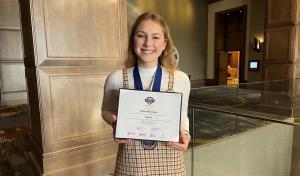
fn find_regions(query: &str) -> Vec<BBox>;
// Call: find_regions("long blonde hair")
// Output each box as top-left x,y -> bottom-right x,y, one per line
124,12 -> 177,73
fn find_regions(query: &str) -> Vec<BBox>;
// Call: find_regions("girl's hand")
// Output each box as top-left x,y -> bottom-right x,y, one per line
167,131 -> 190,151
112,114 -> 133,144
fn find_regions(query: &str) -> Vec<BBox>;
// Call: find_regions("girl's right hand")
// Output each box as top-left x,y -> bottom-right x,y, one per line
112,114 -> 133,144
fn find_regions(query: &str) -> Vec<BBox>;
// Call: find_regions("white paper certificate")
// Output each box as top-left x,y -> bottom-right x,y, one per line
115,89 -> 182,142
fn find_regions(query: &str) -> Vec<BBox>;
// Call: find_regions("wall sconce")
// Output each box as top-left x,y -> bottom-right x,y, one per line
254,37 -> 261,52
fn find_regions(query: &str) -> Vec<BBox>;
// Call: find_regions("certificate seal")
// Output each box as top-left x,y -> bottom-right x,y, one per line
141,140 -> 157,150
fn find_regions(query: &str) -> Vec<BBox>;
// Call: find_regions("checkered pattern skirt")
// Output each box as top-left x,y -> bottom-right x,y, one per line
114,140 -> 186,176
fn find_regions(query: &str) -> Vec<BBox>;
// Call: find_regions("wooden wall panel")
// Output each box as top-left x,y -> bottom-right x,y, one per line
38,67 -> 116,153
0,0 -> 20,28
50,75 -> 108,140
293,79 -> 300,97
20,0 -> 127,174
295,62 -> 300,78
44,0 -> 122,58
0,30 -> 23,59
1,92 -> 27,105
296,27 -> 300,61
266,0 -> 292,27
0,63 -> 26,92
264,64 -> 293,80
43,141 -> 118,174
0,0 -> 27,105
29,0 -> 127,67
226,33 -> 244,51
265,27 -> 294,63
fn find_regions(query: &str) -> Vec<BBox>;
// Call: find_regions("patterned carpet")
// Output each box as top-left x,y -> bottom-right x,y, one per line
188,108 -> 268,146
0,105 -> 35,176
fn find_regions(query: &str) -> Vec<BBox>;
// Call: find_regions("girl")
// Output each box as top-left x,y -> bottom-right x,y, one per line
102,12 -> 190,176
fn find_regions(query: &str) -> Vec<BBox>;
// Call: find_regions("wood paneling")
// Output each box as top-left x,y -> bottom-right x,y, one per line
266,0 -> 292,27
43,140 -> 117,174
45,155 -> 117,176
20,0 -> 127,174
38,67 -> 117,153
266,1 -> 300,175
264,64 -> 293,80
50,76 -> 106,139
1,92 -> 27,105
265,27 -> 294,63
296,27 -> 300,61
0,63 -> 26,92
0,0 -> 27,105
0,30 -> 23,59
226,32 -> 244,51
264,0 -> 298,81
29,0 -> 127,67
295,62 -> 300,78
44,0 -> 122,58
0,0 -> 21,28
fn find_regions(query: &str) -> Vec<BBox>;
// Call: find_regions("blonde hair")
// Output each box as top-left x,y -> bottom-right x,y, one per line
124,12 -> 177,73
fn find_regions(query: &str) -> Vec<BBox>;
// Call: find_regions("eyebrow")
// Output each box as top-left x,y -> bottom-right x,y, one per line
135,31 -> 162,36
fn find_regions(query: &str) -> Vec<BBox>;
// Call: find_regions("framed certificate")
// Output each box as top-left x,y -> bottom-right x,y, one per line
115,89 -> 182,142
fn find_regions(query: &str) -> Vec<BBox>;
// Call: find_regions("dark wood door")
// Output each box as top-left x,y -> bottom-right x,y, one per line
215,5 -> 247,85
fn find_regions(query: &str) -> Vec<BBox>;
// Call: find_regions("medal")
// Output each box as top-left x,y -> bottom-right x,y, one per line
133,65 -> 162,150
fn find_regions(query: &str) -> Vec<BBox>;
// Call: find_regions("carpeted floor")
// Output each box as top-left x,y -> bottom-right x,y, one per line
189,108 -> 268,146
0,104 -> 35,176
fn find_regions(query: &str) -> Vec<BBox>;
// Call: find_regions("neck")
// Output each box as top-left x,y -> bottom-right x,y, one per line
137,61 -> 158,68
136,65 -> 158,75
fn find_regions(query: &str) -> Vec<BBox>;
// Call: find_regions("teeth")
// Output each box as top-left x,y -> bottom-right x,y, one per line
142,49 -> 154,54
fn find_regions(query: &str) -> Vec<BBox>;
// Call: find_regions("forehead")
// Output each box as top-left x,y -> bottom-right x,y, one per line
135,19 -> 164,34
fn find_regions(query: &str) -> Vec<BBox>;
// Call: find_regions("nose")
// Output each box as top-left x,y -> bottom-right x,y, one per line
143,36 -> 152,47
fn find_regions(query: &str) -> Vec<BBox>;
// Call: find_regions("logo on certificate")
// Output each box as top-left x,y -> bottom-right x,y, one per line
145,97 -> 155,105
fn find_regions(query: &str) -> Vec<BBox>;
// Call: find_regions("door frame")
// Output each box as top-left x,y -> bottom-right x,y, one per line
214,5 -> 247,85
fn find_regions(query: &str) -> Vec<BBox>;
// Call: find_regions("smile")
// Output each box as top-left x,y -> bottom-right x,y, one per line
141,49 -> 155,54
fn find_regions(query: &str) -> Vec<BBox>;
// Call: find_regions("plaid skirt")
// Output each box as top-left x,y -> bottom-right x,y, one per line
114,140 -> 186,176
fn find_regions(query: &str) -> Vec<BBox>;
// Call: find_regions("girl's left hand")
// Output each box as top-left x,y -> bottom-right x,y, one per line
167,131 -> 190,151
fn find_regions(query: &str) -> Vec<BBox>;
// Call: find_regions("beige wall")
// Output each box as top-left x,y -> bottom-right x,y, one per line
127,0 -> 207,80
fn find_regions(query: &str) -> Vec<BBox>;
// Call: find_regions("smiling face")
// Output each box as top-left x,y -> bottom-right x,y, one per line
133,19 -> 167,68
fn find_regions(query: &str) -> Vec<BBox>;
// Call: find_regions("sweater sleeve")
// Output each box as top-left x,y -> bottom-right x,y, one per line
101,71 -> 122,126
175,71 -> 191,133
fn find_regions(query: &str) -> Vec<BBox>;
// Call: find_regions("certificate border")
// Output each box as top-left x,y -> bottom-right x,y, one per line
116,88 -> 183,142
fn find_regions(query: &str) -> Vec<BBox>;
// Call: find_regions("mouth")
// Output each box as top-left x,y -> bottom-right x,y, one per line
141,49 -> 155,54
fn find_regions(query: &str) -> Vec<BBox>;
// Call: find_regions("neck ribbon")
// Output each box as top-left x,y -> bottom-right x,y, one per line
133,65 -> 162,92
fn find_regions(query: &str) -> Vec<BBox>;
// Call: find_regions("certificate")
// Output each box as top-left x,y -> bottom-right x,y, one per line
115,89 -> 182,142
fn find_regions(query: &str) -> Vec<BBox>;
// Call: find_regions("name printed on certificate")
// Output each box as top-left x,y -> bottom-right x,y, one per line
115,89 -> 182,142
